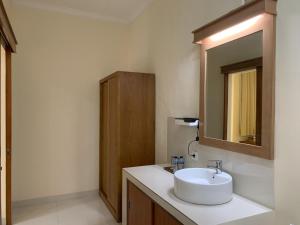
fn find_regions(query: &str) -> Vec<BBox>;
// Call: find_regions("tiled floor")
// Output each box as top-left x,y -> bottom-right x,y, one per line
13,195 -> 120,225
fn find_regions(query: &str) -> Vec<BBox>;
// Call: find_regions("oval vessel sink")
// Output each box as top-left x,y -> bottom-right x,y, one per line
174,168 -> 233,205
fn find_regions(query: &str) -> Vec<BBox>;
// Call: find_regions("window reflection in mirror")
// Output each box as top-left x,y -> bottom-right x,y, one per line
205,31 -> 262,146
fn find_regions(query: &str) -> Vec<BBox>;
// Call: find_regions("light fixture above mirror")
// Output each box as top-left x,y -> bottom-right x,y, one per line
209,15 -> 262,42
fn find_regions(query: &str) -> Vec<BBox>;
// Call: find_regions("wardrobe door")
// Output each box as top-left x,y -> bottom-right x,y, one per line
107,77 -> 121,218
119,74 -> 155,168
100,81 -> 109,198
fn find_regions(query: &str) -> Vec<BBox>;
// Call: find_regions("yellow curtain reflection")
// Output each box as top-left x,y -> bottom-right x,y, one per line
227,69 -> 256,142
239,70 -> 257,137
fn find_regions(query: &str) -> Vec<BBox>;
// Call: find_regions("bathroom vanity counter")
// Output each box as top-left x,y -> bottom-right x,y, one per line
220,211 -> 292,225
122,165 -> 271,225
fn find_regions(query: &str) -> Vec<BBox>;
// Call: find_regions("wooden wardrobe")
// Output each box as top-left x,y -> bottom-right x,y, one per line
99,71 -> 155,222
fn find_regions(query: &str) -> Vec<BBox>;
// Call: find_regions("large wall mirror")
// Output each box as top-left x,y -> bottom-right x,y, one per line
193,0 -> 277,159
206,32 -> 262,146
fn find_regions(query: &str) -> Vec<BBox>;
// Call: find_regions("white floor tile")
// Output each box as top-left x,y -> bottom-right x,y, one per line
13,196 -> 120,225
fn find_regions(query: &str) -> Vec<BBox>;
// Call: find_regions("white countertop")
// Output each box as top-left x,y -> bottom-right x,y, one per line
221,211 -> 294,225
122,165 -> 271,225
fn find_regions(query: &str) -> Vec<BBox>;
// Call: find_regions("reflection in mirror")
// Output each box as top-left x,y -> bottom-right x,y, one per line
205,31 -> 262,146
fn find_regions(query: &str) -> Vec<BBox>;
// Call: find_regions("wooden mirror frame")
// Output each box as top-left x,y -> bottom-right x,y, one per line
192,0 -> 277,159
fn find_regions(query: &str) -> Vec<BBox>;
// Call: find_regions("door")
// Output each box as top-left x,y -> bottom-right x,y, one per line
127,181 -> 153,225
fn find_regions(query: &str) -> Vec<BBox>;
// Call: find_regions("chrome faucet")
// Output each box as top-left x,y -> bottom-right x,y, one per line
207,160 -> 223,174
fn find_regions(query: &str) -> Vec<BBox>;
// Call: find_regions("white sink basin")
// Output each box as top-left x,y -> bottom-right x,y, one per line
174,168 -> 233,205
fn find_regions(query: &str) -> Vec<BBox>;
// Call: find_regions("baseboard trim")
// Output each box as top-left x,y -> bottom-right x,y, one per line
13,189 -> 98,208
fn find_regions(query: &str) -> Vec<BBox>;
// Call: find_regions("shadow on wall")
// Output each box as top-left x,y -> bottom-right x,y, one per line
167,117 -> 274,208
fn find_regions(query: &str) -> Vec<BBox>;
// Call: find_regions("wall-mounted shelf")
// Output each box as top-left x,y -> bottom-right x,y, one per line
175,118 -> 199,127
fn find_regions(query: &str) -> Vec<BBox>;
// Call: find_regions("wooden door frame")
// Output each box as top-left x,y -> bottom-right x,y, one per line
0,1 -> 17,224
5,50 -> 12,225
0,36 -> 13,225
221,57 -> 263,145
0,42 -> 2,224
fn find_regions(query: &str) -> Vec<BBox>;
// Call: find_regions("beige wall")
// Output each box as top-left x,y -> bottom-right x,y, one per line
2,0 -> 12,19
10,0 -> 300,223
12,5 -> 129,201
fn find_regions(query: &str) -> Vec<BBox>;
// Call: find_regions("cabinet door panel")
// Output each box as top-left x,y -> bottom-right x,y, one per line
100,81 -> 109,197
127,181 -> 153,225
119,74 -> 155,168
154,204 -> 182,225
107,77 -> 121,214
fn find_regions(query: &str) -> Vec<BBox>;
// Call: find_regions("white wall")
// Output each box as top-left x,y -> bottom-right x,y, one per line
127,0 -> 275,209
275,0 -> 300,222
128,0 -> 300,223
167,117 -> 274,208
127,0 -> 241,162
12,5 -> 129,201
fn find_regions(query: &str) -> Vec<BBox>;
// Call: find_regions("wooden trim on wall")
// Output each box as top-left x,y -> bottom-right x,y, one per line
221,57 -> 262,74
197,4 -> 276,159
99,71 -> 154,84
0,0 -> 17,52
192,0 -> 277,43
0,40 -> 2,223
223,75 -> 228,140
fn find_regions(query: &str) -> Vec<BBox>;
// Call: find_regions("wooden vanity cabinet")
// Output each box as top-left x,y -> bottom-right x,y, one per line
127,181 -> 182,225
127,181 -> 153,225
99,71 -> 155,222
154,204 -> 182,225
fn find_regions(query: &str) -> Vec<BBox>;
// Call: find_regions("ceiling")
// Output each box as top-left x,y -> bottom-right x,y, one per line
12,0 -> 153,23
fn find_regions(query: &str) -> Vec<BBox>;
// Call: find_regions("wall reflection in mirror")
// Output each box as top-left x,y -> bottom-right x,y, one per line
205,31 -> 262,146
